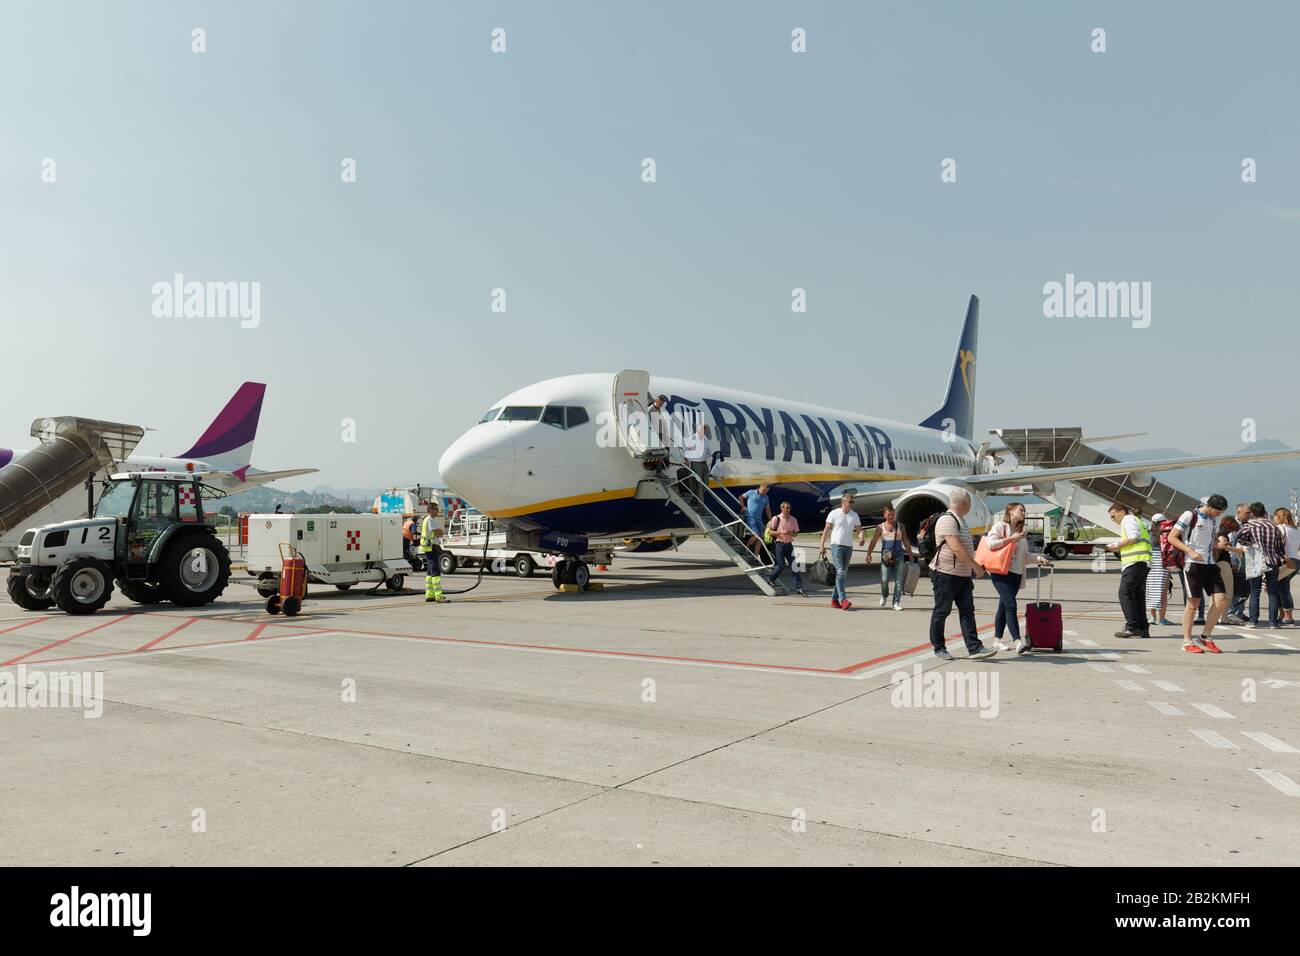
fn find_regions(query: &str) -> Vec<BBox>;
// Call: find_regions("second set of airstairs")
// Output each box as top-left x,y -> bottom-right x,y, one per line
613,369 -> 777,595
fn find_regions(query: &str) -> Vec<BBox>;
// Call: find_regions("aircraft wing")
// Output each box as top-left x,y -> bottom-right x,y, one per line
203,467 -> 318,493
964,447 -> 1300,494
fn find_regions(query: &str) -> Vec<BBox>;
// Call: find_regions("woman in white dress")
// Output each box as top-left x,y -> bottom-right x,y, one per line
1145,513 -> 1173,626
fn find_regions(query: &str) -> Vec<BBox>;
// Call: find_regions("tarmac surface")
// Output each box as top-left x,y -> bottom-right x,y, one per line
2,540 -> 1298,866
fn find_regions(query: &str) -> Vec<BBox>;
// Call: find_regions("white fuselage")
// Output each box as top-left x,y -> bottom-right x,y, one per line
439,374 -> 988,540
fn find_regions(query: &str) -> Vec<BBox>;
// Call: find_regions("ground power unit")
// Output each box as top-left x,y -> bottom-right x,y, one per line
245,513 -> 408,594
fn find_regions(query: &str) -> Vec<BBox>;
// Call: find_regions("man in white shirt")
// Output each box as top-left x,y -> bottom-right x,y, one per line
1105,503 -> 1152,639
1167,493 -> 1228,653
683,423 -> 712,487
820,493 -> 864,610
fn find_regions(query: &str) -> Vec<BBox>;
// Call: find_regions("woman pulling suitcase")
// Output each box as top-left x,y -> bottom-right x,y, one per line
977,503 -> 1052,654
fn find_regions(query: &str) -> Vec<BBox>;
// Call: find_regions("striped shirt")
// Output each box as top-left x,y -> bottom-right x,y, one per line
933,512 -> 974,577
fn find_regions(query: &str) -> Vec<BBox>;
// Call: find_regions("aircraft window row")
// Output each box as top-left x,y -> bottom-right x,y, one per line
896,449 -> 965,467
541,406 -> 590,429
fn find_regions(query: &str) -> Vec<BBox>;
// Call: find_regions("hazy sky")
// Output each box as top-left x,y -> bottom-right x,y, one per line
4,1 -> 1298,489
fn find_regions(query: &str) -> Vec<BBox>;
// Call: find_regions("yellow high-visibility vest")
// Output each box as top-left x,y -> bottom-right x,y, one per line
419,515 -> 443,553
1119,517 -> 1152,566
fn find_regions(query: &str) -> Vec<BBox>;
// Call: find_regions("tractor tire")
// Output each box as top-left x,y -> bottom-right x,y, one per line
514,554 -> 535,578
6,569 -> 55,611
439,552 -> 458,575
50,557 -> 114,615
159,534 -> 231,607
117,578 -> 165,605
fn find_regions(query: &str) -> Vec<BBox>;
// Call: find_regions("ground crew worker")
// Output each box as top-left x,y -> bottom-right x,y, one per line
1107,503 -> 1152,638
420,502 -> 447,603
401,515 -> 419,566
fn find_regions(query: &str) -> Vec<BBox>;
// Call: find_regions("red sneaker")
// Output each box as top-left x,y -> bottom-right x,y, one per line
1201,639 -> 1222,654
841,600 -> 853,611
831,598 -> 841,609
1182,642 -> 1204,654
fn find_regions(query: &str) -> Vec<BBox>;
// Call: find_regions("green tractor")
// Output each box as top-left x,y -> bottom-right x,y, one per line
6,472 -> 231,615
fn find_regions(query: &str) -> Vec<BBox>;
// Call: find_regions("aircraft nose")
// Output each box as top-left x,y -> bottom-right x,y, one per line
438,426 -> 516,513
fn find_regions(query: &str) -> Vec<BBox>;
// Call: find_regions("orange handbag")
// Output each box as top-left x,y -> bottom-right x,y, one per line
975,527 -> 1016,575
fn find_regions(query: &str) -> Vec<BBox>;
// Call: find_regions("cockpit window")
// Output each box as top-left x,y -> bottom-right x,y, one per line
541,406 -> 565,428
566,406 -> 589,427
479,407 -> 502,423
499,406 -> 543,422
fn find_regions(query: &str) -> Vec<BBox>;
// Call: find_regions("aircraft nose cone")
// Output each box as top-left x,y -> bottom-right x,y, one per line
438,427 -> 516,513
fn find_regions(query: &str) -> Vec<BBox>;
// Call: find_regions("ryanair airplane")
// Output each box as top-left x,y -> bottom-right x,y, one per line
439,296 -> 1300,570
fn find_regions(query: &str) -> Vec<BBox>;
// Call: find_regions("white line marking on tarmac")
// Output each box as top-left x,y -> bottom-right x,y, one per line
1064,630 -> 1079,636
1088,663 -> 1113,673
1190,728 -> 1240,749
1152,680 -> 1184,693
1149,701 -> 1185,716
1249,768 -> 1300,796
1114,679 -> 1143,691
1074,637 -> 1097,647
1270,643 -> 1293,650
1191,703 -> 1234,719
1242,732 -> 1298,753
1121,663 -> 1150,674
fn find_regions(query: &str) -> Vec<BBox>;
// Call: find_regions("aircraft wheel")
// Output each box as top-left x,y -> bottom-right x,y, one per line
551,563 -> 564,589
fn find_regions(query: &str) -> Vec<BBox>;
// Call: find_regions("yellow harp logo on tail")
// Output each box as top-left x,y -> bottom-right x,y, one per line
959,349 -> 976,399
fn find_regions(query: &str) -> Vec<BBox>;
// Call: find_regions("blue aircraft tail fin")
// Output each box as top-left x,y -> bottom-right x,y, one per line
919,295 -> 979,440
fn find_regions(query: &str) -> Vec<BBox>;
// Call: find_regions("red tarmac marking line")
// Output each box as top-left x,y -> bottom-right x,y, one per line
245,622 -> 269,641
1,614 -> 137,666
17,627 -> 329,667
837,622 -> 998,674
0,617 -> 50,638
135,617 -> 200,652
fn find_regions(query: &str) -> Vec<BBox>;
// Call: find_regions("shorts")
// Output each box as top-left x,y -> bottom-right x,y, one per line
1183,562 -> 1226,601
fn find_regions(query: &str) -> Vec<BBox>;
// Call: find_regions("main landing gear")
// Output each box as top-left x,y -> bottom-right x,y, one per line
550,559 -> 591,591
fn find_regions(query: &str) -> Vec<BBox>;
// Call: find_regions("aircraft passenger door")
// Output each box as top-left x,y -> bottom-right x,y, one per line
612,370 -> 651,456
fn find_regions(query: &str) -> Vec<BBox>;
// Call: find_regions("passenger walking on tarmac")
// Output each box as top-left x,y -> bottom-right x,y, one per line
419,501 -> 448,604
984,502 -> 1051,654
1106,503 -> 1152,639
928,488 -> 995,659
820,492 -> 864,609
1146,513 -> 1174,626
765,501 -> 806,596
1274,508 -> 1299,626
1236,501 -> 1287,628
1167,494 -> 1228,652
865,505 -> 912,610
1227,503 -> 1252,621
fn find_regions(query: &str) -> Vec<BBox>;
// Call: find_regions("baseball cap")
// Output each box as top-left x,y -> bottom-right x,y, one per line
1152,513 -> 1167,523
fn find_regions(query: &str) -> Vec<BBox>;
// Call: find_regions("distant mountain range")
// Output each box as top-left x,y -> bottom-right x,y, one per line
212,484 -> 386,514
1099,439 -> 1300,510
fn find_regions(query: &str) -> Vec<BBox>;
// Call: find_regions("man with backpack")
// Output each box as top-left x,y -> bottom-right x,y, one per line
924,489 -> 996,660
1167,494 -> 1228,652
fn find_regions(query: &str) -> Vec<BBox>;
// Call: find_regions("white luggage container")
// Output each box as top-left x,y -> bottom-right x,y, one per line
245,513 -> 409,594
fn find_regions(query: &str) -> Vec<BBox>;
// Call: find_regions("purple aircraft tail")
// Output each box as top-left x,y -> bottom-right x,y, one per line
177,382 -> 266,472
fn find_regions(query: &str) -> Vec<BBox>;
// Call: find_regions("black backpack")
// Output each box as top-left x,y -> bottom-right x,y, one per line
917,511 -> 954,563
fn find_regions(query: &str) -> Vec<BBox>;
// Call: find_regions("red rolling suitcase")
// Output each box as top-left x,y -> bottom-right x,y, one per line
1024,564 -> 1063,653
